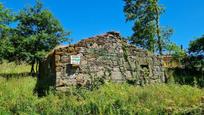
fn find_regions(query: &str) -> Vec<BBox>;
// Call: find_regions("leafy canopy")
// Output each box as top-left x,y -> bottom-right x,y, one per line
124,0 -> 164,53
8,1 -> 70,74
0,3 -> 14,61
11,1 -> 70,63
189,36 -> 204,55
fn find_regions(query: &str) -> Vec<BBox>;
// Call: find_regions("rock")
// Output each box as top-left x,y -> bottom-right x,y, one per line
56,67 -> 62,72
61,55 -> 69,63
55,51 -> 64,55
55,55 -> 60,62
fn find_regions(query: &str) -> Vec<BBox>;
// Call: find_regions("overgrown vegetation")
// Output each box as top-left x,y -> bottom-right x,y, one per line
0,62 -> 204,114
0,1 -> 70,75
0,60 -> 31,78
189,35 -> 204,55
0,77 -> 204,114
0,60 -> 30,74
168,35 -> 204,88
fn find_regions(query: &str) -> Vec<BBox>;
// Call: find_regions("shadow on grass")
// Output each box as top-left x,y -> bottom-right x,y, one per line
167,68 -> 204,87
34,72 -> 56,97
0,72 -> 49,97
0,72 -> 36,79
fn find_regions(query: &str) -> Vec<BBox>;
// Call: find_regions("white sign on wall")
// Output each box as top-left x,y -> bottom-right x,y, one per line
70,55 -> 81,65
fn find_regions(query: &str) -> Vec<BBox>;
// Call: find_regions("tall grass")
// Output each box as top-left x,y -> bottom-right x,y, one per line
0,60 -> 31,74
0,77 -> 203,114
0,62 -> 203,114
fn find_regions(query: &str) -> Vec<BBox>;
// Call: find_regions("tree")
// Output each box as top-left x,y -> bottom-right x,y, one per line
11,1 -> 70,75
182,36 -> 204,81
188,36 -> 204,74
0,3 -> 14,62
159,26 -> 174,54
166,43 -> 186,58
189,36 -> 204,55
124,0 -> 164,53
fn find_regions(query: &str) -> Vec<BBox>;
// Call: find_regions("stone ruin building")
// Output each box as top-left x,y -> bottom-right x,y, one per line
37,32 -> 165,91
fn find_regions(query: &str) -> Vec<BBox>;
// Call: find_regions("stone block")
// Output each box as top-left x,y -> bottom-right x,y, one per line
55,51 -> 64,55
56,72 -> 62,78
61,55 -> 70,63
56,67 -> 62,72
55,55 -> 60,62
56,62 -> 63,67
125,71 -> 132,79
68,47 -> 75,52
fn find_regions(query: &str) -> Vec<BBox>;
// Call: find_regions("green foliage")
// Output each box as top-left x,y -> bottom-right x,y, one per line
0,3 -> 14,62
123,0 -> 176,55
0,1 -> 70,74
189,36 -> 204,54
9,1 -> 70,73
169,36 -> 204,88
0,60 -> 31,74
183,56 -> 204,72
0,3 -> 13,31
187,36 -> 204,75
166,42 -> 186,59
179,55 -> 204,88
159,27 -> 174,53
168,67 -> 204,88
124,0 -> 164,53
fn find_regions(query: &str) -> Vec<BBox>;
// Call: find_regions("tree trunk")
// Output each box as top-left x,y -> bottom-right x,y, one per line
157,24 -> 162,55
155,1 -> 162,55
35,60 -> 39,75
30,60 -> 35,77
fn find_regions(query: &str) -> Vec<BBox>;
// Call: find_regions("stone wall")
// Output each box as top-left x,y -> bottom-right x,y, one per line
38,32 -> 165,91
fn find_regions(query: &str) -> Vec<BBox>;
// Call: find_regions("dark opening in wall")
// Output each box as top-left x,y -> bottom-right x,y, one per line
140,64 -> 150,78
66,64 -> 78,76
140,64 -> 149,69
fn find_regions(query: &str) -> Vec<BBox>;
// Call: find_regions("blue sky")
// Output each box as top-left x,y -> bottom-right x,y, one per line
1,0 -> 204,49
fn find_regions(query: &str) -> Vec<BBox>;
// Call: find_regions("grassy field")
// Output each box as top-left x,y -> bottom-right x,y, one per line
0,60 -> 31,74
0,62 -> 204,114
